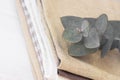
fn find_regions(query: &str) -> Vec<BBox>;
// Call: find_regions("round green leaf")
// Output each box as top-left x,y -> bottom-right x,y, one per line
62,28 -> 83,43
61,16 -> 83,29
68,42 -> 97,56
81,20 -> 90,37
101,24 -> 114,57
84,28 -> 100,48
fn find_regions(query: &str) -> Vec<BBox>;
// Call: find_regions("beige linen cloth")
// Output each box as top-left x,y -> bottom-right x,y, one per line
16,0 -> 70,80
41,0 -> 120,80
17,0 -> 120,80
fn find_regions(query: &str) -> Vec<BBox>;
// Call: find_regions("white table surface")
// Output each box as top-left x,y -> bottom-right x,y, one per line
0,0 -> 34,80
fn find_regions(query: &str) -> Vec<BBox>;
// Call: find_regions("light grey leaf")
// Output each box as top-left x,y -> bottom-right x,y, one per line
81,20 -> 90,37
109,21 -> 120,52
104,23 -> 114,39
110,21 -> 120,40
100,35 -> 107,47
84,28 -> 100,48
62,27 -> 83,43
101,24 -> 114,57
110,40 -> 119,50
68,42 -> 97,56
95,14 -> 108,36
84,18 -> 96,28
101,38 -> 113,58
118,41 -> 120,52
61,16 -> 83,29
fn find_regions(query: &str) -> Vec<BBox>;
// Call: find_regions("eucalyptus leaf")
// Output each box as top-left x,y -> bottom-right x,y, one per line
110,21 -> 120,40
81,20 -> 90,37
111,40 -> 120,52
109,21 -> 120,52
118,41 -> 120,52
104,23 -> 114,39
95,14 -> 108,36
84,18 -> 96,27
84,27 -> 100,48
61,16 -> 83,29
110,40 -> 119,50
101,38 -> 113,58
68,42 -> 97,56
62,27 -> 82,43
100,35 -> 107,47
101,24 -> 114,57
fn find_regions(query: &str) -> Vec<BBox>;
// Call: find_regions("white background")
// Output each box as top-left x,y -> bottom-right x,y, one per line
0,0 -> 34,80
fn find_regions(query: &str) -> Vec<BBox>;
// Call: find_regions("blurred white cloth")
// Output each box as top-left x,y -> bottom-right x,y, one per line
0,0 -> 34,80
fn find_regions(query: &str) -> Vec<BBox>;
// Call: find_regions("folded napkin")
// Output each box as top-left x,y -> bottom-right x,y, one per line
41,0 -> 120,80
17,0 -> 120,80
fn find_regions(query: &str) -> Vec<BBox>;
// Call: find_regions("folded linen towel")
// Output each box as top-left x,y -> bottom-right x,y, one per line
17,0 -> 120,80
41,0 -> 120,80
